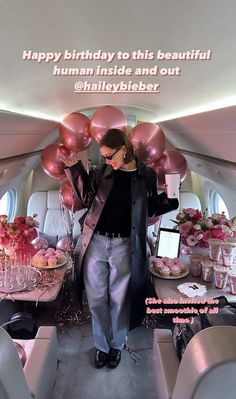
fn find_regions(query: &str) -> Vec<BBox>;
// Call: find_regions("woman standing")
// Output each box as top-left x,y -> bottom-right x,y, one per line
64,128 -> 179,369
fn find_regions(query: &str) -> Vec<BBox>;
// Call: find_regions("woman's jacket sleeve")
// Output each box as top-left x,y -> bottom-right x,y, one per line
64,161 -> 98,209
146,168 -> 179,217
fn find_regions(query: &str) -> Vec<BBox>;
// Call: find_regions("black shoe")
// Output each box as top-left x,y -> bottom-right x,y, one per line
95,350 -> 109,368
108,348 -> 121,369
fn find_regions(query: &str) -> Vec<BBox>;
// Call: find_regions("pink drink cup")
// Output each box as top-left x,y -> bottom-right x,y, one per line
201,259 -> 214,282
208,239 -> 223,261
221,243 -> 235,267
213,265 -> 228,289
228,271 -> 236,295
189,255 -> 202,277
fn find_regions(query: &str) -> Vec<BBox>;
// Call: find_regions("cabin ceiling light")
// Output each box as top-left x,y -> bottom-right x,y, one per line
0,105 -> 60,122
155,95 -> 236,123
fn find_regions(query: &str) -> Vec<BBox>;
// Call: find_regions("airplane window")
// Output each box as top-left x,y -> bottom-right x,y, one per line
0,190 -> 15,220
211,191 -> 229,218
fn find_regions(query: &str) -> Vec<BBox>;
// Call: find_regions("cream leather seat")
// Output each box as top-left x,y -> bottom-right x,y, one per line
153,326 -> 236,399
0,326 -> 57,399
27,190 -> 87,242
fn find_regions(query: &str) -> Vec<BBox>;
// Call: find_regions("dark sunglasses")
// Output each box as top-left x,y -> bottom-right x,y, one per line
102,146 -> 122,161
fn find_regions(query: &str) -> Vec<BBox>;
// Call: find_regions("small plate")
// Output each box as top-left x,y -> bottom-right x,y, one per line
32,257 -> 67,270
149,265 -> 189,280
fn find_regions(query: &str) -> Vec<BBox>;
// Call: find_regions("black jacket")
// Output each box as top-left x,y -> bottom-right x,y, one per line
65,159 -> 179,329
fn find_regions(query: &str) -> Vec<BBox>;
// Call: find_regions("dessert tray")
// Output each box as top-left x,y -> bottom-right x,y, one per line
32,257 -> 67,269
149,265 -> 190,280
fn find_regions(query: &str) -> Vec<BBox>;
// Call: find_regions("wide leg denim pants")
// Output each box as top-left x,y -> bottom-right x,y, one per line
83,234 -> 131,353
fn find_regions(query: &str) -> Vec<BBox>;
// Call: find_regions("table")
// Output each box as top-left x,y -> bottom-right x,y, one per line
0,264 -> 68,303
152,255 -> 236,303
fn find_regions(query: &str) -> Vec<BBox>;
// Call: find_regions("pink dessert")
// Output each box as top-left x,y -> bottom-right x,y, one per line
37,249 -> 46,255
173,258 -> 186,271
170,265 -> 181,277
37,255 -> 47,267
55,250 -> 65,263
48,256 -> 57,267
162,257 -> 171,265
159,266 -> 171,277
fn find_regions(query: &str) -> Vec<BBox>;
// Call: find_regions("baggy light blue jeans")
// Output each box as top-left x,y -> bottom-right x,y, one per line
83,234 -> 131,353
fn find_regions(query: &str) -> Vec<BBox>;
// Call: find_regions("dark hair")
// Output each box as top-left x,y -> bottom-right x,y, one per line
100,128 -> 135,163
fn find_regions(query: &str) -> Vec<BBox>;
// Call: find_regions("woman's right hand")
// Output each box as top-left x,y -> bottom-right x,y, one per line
58,150 -> 79,167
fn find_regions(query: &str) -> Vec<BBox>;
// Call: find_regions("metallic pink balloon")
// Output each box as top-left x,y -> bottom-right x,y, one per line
147,153 -> 167,169
90,106 -> 127,143
129,122 -> 165,164
151,150 -> 188,187
31,237 -> 49,250
41,143 -> 66,179
56,237 -> 73,252
58,144 -> 78,164
59,179 -> 82,212
60,113 -> 92,152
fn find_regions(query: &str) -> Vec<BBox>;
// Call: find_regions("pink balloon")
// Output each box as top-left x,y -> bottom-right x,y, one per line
56,237 -> 73,252
148,153 -> 167,169
129,122 -> 165,164
60,113 -> 92,152
59,179 -> 83,212
31,237 -> 49,250
41,143 -> 66,179
90,106 -> 127,143
151,150 -> 188,187
58,144 -> 79,164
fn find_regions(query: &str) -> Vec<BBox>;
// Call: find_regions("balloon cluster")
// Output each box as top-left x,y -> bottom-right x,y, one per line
41,105 -> 188,211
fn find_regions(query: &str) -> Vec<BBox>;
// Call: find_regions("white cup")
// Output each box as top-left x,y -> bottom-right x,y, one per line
165,173 -> 180,198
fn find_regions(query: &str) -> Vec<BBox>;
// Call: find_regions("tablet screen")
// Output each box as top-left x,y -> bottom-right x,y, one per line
156,228 -> 181,259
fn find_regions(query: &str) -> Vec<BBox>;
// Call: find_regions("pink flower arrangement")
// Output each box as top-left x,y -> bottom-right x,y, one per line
0,214 -> 39,250
174,208 -> 236,251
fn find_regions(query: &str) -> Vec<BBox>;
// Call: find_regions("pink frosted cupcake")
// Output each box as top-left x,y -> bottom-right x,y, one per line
170,265 -> 181,277
48,256 -> 57,267
55,250 -> 65,264
37,255 -> 48,267
46,247 -> 55,255
37,249 -> 46,255
159,266 -> 171,277
173,258 -> 186,272
152,258 -> 164,271
32,255 -> 39,267
162,257 -> 171,265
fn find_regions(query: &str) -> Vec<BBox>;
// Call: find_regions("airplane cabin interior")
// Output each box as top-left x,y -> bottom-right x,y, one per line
0,1 -> 236,399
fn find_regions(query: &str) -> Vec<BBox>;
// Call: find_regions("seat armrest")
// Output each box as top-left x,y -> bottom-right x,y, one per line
35,326 -> 57,340
153,329 -> 180,399
23,326 -> 57,399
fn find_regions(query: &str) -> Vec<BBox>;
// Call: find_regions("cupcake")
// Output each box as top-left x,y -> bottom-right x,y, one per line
37,255 -> 48,267
170,265 -> 181,277
152,258 -> 164,271
55,250 -> 65,264
46,247 -> 55,255
32,255 -> 39,267
173,257 -> 186,272
159,266 -> 171,277
37,249 -> 46,255
48,256 -> 57,267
